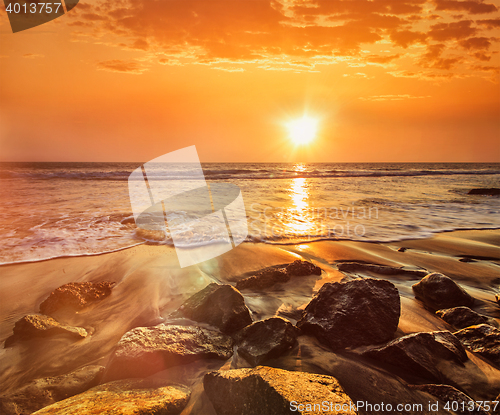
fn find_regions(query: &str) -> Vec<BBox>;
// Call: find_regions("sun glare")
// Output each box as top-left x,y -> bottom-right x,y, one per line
287,116 -> 318,145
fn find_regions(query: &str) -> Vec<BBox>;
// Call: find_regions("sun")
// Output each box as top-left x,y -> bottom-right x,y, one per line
287,116 -> 318,145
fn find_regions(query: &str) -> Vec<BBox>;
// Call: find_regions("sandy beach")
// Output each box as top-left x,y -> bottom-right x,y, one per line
1,229 -> 499,414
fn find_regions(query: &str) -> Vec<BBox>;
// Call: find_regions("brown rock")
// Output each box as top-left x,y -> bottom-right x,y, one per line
436,306 -> 497,330
236,317 -> 298,366
297,278 -> 401,350
105,324 -> 234,381
453,324 -> 500,367
39,281 -> 115,315
31,379 -> 190,415
363,331 -> 468,383
0,365 -> 104,415
236,260 -> 321,291
4,315 -> 87,348
204,366 -> 356,415
412,273 -> 474,310
170,283 -> 252,334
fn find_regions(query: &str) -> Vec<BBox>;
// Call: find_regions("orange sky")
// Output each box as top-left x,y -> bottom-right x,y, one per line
0,0 -> 499,162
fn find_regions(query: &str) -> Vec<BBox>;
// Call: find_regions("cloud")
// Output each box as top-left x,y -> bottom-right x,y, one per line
476,18 -> 500,29
419,43 -> 462,69
359,94 -> 431,101
23,53 -> 44,59
428,20 -> 477,41
433,0 -> 497,15
390,30 -> 427,48
365,54 -> 401,64
96,59 -> 148,74
459,36 -> 491,50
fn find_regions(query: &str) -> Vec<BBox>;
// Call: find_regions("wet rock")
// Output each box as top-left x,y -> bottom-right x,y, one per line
436,306 -> 497,330
105,324 -> 234,380
410,384 -> 489,415
236,260 -> 322,291
412,273 -> 474,310
31,379 -> 190,415
453,324 -> 500,367
495,294 -> 500,305
337,262 -> 427,277
236,317 -> 298,366
39,281 -> 115,315
203,366 -> 356,415
0,365 -> 104,415
363,331 -> 468,383
170,283 -> 252,334
468,188 -> 500,196
4,315 -> 87,347
297,278 -> 400,350
397,247 -> 408,252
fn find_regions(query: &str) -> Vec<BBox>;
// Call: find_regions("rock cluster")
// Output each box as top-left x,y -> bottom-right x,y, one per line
412,273 -> 474,310
436,306 -> 497,330
453,324 -> 500,367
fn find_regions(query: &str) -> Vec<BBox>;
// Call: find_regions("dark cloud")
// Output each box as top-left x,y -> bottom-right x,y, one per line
476,18 -> 500,29
428,20 -> 477,40
419,43 -> 462,69
390,30 -> 427,48
459,36 -> 491,50
433,0 -> 497,15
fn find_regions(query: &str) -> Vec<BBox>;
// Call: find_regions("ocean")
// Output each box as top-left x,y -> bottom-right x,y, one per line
0,162 -> 499,265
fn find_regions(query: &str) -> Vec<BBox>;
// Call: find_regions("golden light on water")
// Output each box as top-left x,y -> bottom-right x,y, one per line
287,116 -> 318,145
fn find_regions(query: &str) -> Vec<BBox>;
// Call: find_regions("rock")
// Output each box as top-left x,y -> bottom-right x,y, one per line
453,324 -> 500,367
0,365 -> 104,415
496,294 -> 500,305
203,366 -> 356,415
4,315 -> 87,347
31,379 -> 190,415
105,324 -> 234,380
436,306 -> 497,329
39,281 -> 115,315
412,273 -> 474,310
236,317 -> 298,366
297,278 -> 400,350
363,331 -> 468,383
397,247 -> 407,252
336,262 -> 427,277
236,260 -> 322,291
468,188 -> 500,196
409,384 -> 489,415
170,283 -> 252,334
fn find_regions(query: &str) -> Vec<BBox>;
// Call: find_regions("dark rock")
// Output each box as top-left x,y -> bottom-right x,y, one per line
297,278 -> 401,350
0,365 -> 104,415
468,188 -> 500,196
105,324 -> 234,380
4,315 -> 87,347
236,317 -> 298,366
337,262 -> 427,277
39,281 -> 115,315
412,273 -> 474,310
363,331 -> 468,383
397,247 -> 407,252
31,379 -> 190,415
459,257 -> 477,263
170,283 -> 252,334
409,384 -> 489,415
236,260 -> 321,291
453,324 -> 500,367
436,306 -> 497,330
496,294 -> 500,305
203,366 -> 356,415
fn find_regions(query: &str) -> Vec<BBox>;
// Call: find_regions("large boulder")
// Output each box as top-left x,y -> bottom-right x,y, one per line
436,307 -> 497,330
31,379 -> 190,415
105,324 -> 234,380
4,315 -> 87,347
409,384 -> 489,415
203,366 -> 356,415
39,281 -> 115,315
412,273 -> 474,310
297,278 -> 401,350
0,365 -> 104,415
453,324 -> 500,367
236,317 -> 298,366
363,331 -> 468,383
170,283 -> 252,334
236,260 -> 322,291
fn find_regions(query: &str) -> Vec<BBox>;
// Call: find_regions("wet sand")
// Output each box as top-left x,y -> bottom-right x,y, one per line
1,229 -> 499,414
